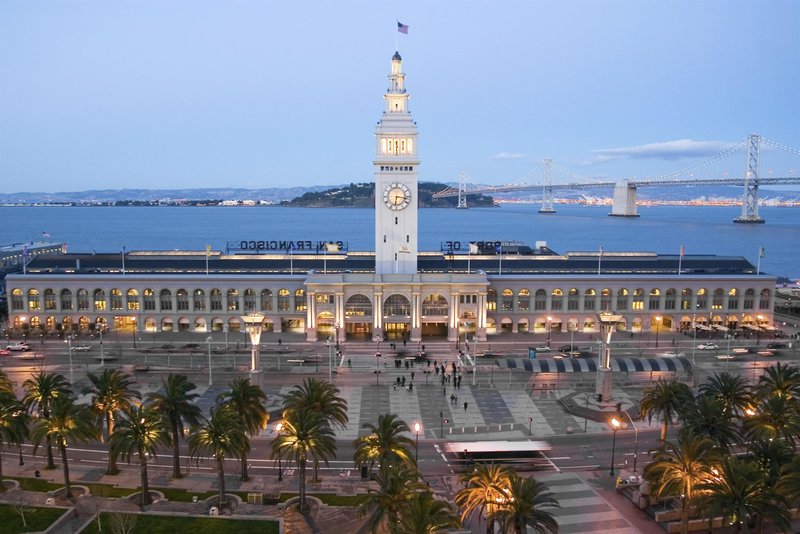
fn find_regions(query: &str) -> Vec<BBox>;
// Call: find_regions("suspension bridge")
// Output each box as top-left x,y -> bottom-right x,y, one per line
432,134 -> 800,223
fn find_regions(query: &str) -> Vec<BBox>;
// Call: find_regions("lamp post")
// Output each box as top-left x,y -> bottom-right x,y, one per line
691,314 -> 697,366
546,316 -> 552,348
206,335 -> 213,386
18,444 -> 24,465
619,409 -> 640,472
414,422 -> 421,463
240,313 -> 265,374
375,352 -> 381,386
654,316 -> 661,348
64,335 -> 74,384
334,321 -> 340,350
610,417 -> 621,476
756,314 -> 764,346
528,416 -> 533,436
98,325 -> 105,367
327,336 -> 333,381
274,422 -> 284,482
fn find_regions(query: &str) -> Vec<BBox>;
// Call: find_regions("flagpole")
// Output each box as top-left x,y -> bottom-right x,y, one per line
598,246 -> 602,275
205,245 -> 209,276
498,245 -> 502,275
121,247 -> 126,275
677,244 -> 683,275
757,246 -> 763,275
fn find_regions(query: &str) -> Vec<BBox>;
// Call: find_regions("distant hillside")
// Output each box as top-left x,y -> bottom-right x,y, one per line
279,182 -> 496,208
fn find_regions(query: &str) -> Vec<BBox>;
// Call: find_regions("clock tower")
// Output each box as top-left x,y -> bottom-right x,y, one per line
374,51 -> 419,275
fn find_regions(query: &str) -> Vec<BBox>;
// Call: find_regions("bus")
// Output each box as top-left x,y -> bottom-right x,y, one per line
442,440 -> 554,471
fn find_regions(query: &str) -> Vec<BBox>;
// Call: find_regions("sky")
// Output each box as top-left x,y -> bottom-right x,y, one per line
1,0 -> 799,194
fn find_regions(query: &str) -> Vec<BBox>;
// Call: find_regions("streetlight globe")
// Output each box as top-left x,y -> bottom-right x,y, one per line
611,418 -> 621,429
275,422 -> 283,432
414,422 -> 421,433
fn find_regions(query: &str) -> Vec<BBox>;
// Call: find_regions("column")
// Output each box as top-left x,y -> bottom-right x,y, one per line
448,291 -> 459,342
306,291 -> 317,342
335,292 -> 345,343
411,291 -> 421,342
373,291 -> 383,341
477,292 -> 488,341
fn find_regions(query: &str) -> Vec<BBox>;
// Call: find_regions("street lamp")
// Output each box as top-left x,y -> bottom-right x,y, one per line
619,410 -> 640,472
334,321 -> 340,350
610,417 -> 621,476
414,422 -> 421,463
206,336 -> 213,386
327,336 -> 333,381
274,422 -> 284,482
654,316 -> 662,348
64,335 -> 74,384
240,312 -> 265,374
528,416 -> 533,436
546,316 -> 552,347
98,324 -> 105,367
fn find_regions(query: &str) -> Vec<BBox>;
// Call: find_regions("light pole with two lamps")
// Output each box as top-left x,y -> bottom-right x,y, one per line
546,316 -> 552,348
206,335 -> 213,386
618,409 -> 640,472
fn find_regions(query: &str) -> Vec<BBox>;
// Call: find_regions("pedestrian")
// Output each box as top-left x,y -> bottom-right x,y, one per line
396,377 -> 401,385
450,394 -> 455,404
408,383 -> 413,392
411,371 -> 415,381
278,338 -> 282,346
348,358 -> 351,368
463,401 -> 468,411
403,339 -> 406,346
441,376 -> 445,386
401,376 -> 406,386
435,366 -> 439,376
443,386 -> 446,397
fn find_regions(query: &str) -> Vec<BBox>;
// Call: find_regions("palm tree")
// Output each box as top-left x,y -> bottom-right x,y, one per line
455,463 -> 513,534
644,432 -> 720,534
756,362 -> 800,401
217,378 -> 268,482
283,378 -> 347,480
698,372 -> 754,417
146,374 -> 202,478
639,379 -> 693,448
742,395 -> 800,450
395,490 -> 461,534
697,457 -> 790,533
271,407 -> 336,511
0,392 -> 30,488
492,472 -> 560,534
354,413 -> 416,475
109,404 -> 171,507
776,455 -> 800,508
680,395 -> 740,450
188,406 -> 249,507
0,370 -> 14,396
83,369 -> 141,475
23,372 -> 70,469
359,463 -> 425,533
747,438 -> 793,487
30,396 -> 98,499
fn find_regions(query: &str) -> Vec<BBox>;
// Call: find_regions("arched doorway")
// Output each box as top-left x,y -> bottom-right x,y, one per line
345,294 -> 372,339
383,294 -> 411,340
421,293 -> 448,337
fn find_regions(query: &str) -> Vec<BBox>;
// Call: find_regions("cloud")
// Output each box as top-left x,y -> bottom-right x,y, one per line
491,152 -> 525,160
591,139 -> 733,161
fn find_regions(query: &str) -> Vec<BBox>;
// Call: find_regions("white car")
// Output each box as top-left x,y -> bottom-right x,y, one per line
716,354 -> 735,360
70,345 -> 92,352
696,343 -> 719,350
7,342 -> 31,352
659,351 -> 683,358
534,346 -> 551,352
731,348 -> 750,354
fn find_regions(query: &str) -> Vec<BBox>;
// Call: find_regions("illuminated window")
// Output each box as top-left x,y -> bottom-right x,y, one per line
518,289 -> 530,311
696,288 -> 707,309
567,289 -> 579,311
60,289 -> 73,311
422,294 -> 448,316
384,294 -> 411,316
11,288 -> 23,311
93,289 -> 106,311
501,289 -> 514,311
648,289 -> 660,310
28,289 -> 41,311
143,289 -> 156,311
681,288 -> 692,310
244,289 -> 256,312
227,289 -> 240,311
346,294 -> 372,317
127,289 -> 140,311
584,289 -> 596,310
110,288 -> 122,311
277,289 -> 290,311
551,288 -> 563,311
77,289 -> 90,311
486,289 -> 497,311
294,289 -> 306,312
632,289 -> 644,311
727,288 -> 738,310
45,289 -> 56,310
743,289 -> 755,310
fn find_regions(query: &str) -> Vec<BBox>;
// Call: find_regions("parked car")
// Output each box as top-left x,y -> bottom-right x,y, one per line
757,350 -> 775,357
716,354 -> 735,360
552,353 -> 568,359
182,343 -> 201,349
659,351 -> 683,358
7,342 -> 31,352
0,349 -> 10,357
70,345 -> 92,352
696,343 -> 719,350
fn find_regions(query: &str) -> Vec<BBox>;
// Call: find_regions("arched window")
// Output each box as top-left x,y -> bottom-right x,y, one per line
127,289 -> 139,310
243,289 -> 256,312
11,288 -> 24,311
77,289 -> 90,311
227,289 -> 240,311
27,289 -> 41,310
567,289 -> 579,311
384,294 -> 411,316
160,289 -> 173,311
110,288 -> 123,310
534,289 -> 547,311
422,294 -> 448,316
632,289 -> 644,311
696,288 -> 708,309
143,289 -> 156,310
260,289 -> 273,311
518,289 -> 530,311
712,289 -> 724,310
501,289 -> 513,311
193,289 -> 206,311
60,289 -> 73,311
486,289 -> 497,311
664,289 -> 676,310
277,289 -> 290,311
743,289 -> 755,310
600,288 -> 612,311
727,288 -> 739,310
583,289 -> 596,310
551,288 -> 563,311
294,289 -> 306,312
681,288 -> 692,310
44,289 -> 56,310
176,289 -> 189,311
210,289 -> 223,311
617,288 -> 629,310
345,294 -> 372,317
759,289 -> 771,309
649,289 -> 660,310
93,289 -> 106,311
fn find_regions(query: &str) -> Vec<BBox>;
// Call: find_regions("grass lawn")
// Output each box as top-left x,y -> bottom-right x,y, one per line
82,513 -> 280,534
0,503 -> 68,534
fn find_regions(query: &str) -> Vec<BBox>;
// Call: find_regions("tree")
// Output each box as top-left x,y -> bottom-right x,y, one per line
109,404 -> 171,508
30,396 -> 98,498
776,455 -> 800,508
271,407 -> 336,512
747,438 -> 793,487
639,379 -> 693,448
23,372 -> 70,470
217,378 -> 268,482
644,432 -> 720,534
395,490 -> 461,534
188,406 -> 249,508
455,463 -> 513,534
492,472 -> 560,534
354,413 -> 416,475
679,395 -> 740,450
757,362 -> 800,401
698,372 -> 754,417
0,392 -> 29,488
697,457 -> 790,533
83,369 -> 141,475
742,395 -> 800,450
359,463 -> 425,534
0,370 -> 14,396
283,378 -> 347,481
146,374 -> 202,478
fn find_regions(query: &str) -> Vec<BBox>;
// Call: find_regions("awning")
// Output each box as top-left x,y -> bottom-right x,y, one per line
744,324 -> 760,330
712,325 -> 729,331
496,357 -> 692,373
762,325 -> 776,331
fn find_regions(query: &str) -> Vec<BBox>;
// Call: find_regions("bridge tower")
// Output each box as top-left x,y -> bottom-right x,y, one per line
456,172 -> 468,209
609,179 -> 639,217
734,133 -> 765,224
538,158 -> 556,214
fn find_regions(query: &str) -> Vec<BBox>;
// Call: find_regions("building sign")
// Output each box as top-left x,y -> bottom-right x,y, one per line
440,241 -> 527,253
228,240 -> 348,253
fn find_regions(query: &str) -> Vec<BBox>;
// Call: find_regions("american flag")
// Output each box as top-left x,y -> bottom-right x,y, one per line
42,231 -> 50,238
680,244 -> 685,257
397,21 -> 409,34
599,245 -> 604,257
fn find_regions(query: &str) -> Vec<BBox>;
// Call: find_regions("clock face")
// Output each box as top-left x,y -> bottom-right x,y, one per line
383,183 -> 411,210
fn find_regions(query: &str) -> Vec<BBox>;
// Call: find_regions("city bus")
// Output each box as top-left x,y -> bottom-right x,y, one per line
442,440 -> 553,471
